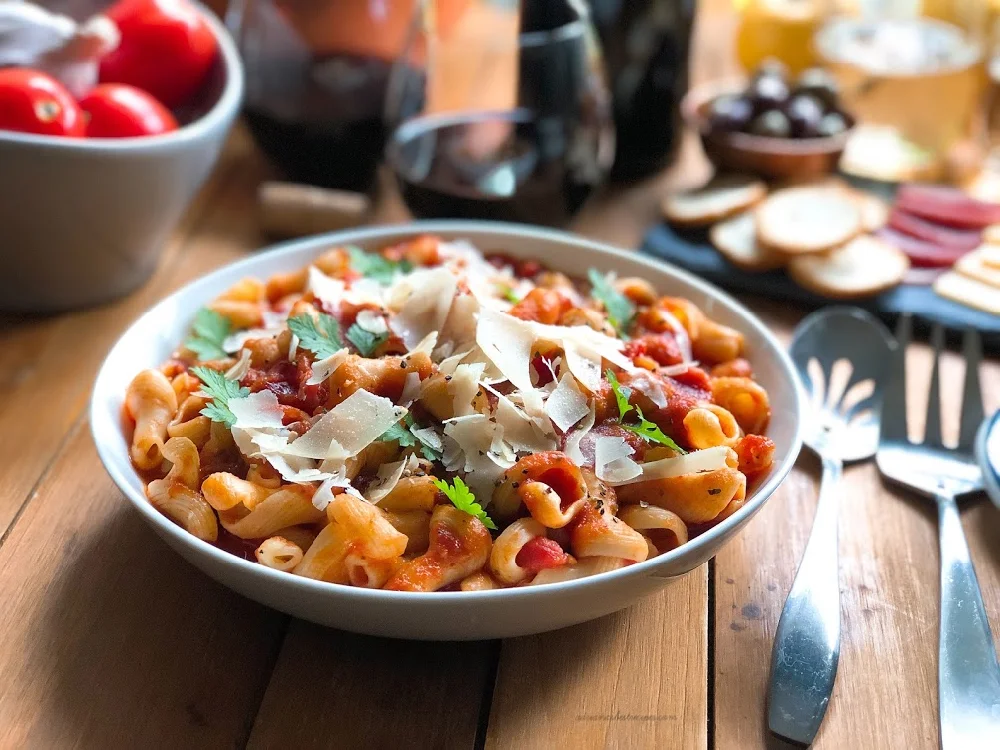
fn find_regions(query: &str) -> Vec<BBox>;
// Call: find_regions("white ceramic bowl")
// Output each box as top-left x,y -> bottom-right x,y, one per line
91,222 -> 804,640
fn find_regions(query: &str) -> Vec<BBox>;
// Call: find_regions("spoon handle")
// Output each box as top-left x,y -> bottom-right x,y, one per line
767,453 -> 842,745
936,492 -> 1000,749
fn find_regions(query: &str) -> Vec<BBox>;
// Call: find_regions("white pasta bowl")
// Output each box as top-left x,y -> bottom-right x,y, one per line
91,221 -> 804,640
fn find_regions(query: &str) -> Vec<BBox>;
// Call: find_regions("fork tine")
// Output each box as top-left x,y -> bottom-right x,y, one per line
880,314 -> 910,443
924,324 -> 944,447
957,329 -> 985,450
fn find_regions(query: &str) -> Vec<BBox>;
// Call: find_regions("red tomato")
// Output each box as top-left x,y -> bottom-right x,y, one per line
100,0 -> 218,109
0,69 -> 85,137
80,84 -> 178,138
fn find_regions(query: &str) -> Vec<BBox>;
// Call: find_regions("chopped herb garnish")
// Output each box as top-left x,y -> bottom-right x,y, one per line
190,366 -> 249,428
184,308 -> 230,361
346,245 -> 412,284
433,476 -> 497,530
587,268 -> 635,337
605,368 -> 686,454
288,312 -> 343,359
346,323 -> 388,357
379,414 -> 442,462
501,285 -> 521,304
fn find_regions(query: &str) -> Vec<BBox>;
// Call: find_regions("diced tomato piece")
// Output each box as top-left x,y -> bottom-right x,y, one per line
626,333 -> 683,366
509,287 -> 571,324
735,434 -> 776,483
896,184 -> 1000,230
887,208 -> 981,250
877,228 -> 972,267
515,536 -> 572,572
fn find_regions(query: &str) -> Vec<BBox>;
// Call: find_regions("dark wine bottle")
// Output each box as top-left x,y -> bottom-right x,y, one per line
586,0 -> 696,181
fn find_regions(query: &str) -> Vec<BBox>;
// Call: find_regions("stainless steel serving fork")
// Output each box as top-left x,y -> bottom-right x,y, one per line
876,318 -> 1000,749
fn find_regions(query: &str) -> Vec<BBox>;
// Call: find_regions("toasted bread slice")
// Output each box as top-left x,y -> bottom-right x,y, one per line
663,175 -> 767,227
934,271 -> 1000,314
756,186 -> 863,255
983,223 -> 1000,244
977,243 -> 1000,268
856,192 -> 890,232
709,212 -> 785,272
787,235 -> 909,298
955,250 -> 1000,289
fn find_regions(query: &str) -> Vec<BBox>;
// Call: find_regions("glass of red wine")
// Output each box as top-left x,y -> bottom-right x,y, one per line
385,0 -> 615,226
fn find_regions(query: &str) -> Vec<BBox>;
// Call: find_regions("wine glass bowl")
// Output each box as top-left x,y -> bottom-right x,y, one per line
385,0 -> 615,227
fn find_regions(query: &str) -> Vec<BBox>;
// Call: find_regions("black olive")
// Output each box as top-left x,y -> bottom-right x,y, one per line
747,74 -> 791,114
794,67 -> 840,107
747,109 -> 792,138
785,94 -> 825,137
815,111 -> 849,137
708,94 -> 754,133
752,58 -> 789,84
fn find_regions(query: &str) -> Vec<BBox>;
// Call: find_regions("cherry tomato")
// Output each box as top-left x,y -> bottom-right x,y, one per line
100,0 -> 218,109
80,84 -> 178,138
0,69 -> 85,137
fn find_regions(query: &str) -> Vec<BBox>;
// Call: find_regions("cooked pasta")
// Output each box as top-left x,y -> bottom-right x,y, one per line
126,235 -> 776,590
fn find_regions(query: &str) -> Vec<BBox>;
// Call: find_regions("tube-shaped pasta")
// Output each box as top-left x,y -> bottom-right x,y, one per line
528,556 -> 627,586
157,437 -> 200,490
166,414 -> 211,447
557,308 -> 616,337
383,510 -> 432,554
684,405 -> 742,449
266,267 -> 308,303
492,452 -> 588,524
569,503 -> 648,562
710,376 -> 771,435
345,553 -> 401,588
618,505 -> 689,554
246,461 -> 282,489
489,518 -> 547,585
209,299 -> 263,329
509,287 -> 570,324
313,246 -> 352,277
735,434 -> 776,482
460,571 -> 500,591
328,352 -> 433,406
327,494 -> 408,560
201,472 -> 276,511
616,467 -> 747,524
692,319 -> 744,364
255,536 -> 303,572
384,506 -> 492,592
148,483 -> 218,542
417,372 -> 454,421
126,369 -> 178,470
378,475 -> 441,512
221,485 -> 323,539
217,277 -> 265,303
614,277 -> 657,306
293,520 -> 351,583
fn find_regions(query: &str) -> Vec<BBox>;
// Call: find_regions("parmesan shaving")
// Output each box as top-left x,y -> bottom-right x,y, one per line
281,390 -> 406,459
594,435 -> 642,483
399,372 -> 422,406
224,349 -> 252,381
222,325 -> 284,354
229,390 -> 286,430
658,309 -> 693,362
545,371 -> 591,432
564,404 -> 596,465
608,446 -> 731,487
305,347 -> 349,385
356,309 -> 388,335
438,348 -> 472,376
389,267 -> 457,349
308,266 -> 346,308
660,361 -> 697,377
410,331 -> 439,357
410,425 -> 443,452
494,392 -> 558,453
476,307 -> 535,391
629,372 -> 667,408
365,456 -> 414,503
448,362 -> 486,417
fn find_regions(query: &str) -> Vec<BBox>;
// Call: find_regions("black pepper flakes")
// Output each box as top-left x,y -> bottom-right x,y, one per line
708,488 -> 721,495
445,376 -> 452,382
511,482 -> 520,489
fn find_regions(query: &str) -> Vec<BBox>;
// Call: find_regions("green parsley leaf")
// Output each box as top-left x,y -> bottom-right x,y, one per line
587,268 -> 635,337
346,323 -> 388,357
346,246 -> 412,285
288,313 -> 343,359
379,414 -> 442,462
433,476 -> 497,530
184,308 -> 230,361
604,369 -> 686,454
501,285 -> 521,304
622,405 -> 686,454
190,366 -> 249,428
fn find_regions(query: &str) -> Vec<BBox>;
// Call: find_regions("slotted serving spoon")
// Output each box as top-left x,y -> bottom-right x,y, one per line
767,308 -> 895,745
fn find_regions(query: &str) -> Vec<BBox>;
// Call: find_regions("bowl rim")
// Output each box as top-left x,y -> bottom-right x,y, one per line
90,220 -> 805,603
0,1 -> 244,151
681,77 -> 854,156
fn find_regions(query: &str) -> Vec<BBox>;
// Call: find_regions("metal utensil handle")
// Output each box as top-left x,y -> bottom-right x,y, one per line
937,492 -> 1000,749
767,454 -> 842,745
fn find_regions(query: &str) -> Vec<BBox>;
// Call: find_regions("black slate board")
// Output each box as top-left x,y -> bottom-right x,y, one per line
640,223 -> 1000,353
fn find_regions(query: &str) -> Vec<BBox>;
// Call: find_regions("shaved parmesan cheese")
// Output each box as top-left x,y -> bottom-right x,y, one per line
658,309 -> 692,362
660,362 -> 697,377
594,435 -> 642,483
356,309 -> 388,335
545,372 -> 590,431
629,371 -> 667,408
438,348 -> 472,375
608,446 -> 731,487
440,292 -> 480,347
494,393 -> 558,453
448,362 -> 486,417
313,467 -> 360,510
410,331 -> 438,357
283,390 -> 406,459
561,341 -> 603,393
400,371 -> 422,406
222,325 -> 284,354
308,266 -> 346,307
564,404 -> 596,465
224,349 -> 252,381
389,267 -> 457,349
476,307 -> 535,391
365,457 -> 412,503
305,347 -> 349,385
441,413 -> 512,500
229,390 -> 286,430
287,333 -> 299,361
410,425 -> 443,452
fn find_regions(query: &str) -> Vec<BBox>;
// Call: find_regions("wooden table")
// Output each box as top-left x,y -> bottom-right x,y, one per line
3,5 -> 1000,749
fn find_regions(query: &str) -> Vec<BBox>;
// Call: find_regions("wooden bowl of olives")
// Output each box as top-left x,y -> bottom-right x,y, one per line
683,62 -> 855,180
